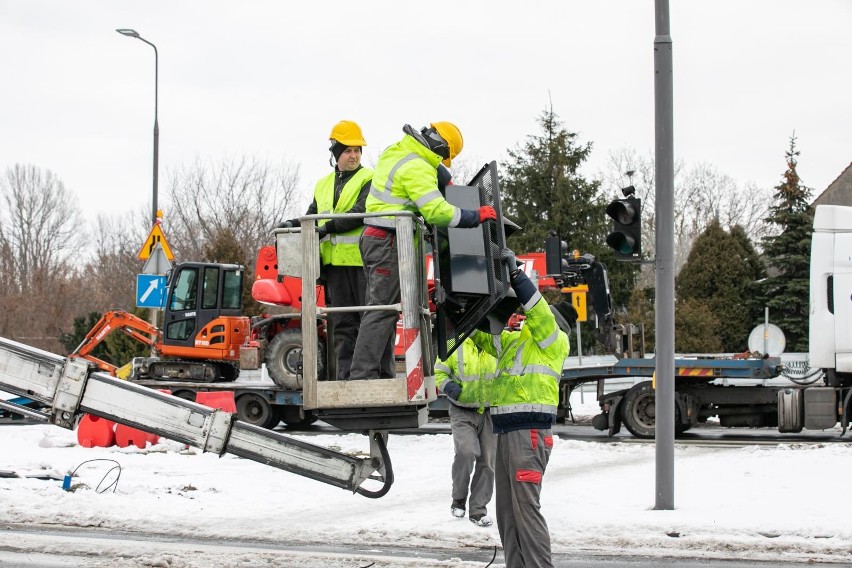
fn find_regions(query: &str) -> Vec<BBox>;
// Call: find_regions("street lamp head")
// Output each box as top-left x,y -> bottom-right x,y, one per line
116,28 -> 140,38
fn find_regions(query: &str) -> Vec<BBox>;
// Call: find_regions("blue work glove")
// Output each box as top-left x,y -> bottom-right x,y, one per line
277,220 -> 295,229
317,224 -> 330,238
442,381 -> 462,401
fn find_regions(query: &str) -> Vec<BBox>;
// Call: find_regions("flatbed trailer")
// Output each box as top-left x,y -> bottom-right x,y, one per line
561,356 -> 781,382
554,355 -> 820,438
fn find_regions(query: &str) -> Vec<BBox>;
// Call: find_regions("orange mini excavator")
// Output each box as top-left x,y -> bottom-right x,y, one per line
72,262 -> 250,382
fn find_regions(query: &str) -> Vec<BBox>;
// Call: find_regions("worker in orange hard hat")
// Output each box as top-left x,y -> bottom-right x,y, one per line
349,121 -> 498,381
278,120 -> 373,380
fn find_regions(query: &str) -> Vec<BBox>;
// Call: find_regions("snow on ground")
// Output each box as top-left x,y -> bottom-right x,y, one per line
1,395 -> 851,567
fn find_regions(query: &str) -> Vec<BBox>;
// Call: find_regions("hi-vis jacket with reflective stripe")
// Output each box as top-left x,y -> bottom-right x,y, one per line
471,294 -> 570,433
434,338 -> 497,412
314,167 -> 373,266
364,134 -> 466,229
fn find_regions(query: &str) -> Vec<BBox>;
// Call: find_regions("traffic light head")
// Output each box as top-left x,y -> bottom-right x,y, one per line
605,195 -> 642,260
544,232 -> 569,276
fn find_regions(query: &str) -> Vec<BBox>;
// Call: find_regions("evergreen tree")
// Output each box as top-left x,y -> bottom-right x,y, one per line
676,221 -> 766,352
760,136 -> 813,352
500,106 -> 635,308
501,106 -> 604,253
675,298 -> 723,353
626,288 -> 726,353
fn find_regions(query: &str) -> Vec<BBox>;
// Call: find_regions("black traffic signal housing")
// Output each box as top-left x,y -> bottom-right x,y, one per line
544,231 -> 568,276
605,187 -> 642,261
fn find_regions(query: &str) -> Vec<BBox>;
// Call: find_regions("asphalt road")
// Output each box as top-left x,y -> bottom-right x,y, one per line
0,525 -> 834,568
280,417 -> 851,447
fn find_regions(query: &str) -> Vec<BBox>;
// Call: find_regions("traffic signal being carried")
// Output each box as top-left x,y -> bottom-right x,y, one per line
605,186 -> 642,260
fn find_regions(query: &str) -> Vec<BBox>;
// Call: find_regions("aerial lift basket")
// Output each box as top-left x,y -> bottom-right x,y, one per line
275,211 -> 436,431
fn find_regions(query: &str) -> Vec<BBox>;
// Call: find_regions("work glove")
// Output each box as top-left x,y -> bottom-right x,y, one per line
317,224 -> 330,239
501,248 -> 522,276
478,205 -> 497,223
277,220 -> 295,229
442,381 -> 462,401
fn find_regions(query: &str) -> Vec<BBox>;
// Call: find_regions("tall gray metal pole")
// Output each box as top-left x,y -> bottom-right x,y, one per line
653,0 -> 675,510
116,29 -> 159,226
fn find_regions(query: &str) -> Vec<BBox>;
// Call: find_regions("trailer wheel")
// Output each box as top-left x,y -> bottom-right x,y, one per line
236,393 -> 277,428
265,329 -> 326,389
621,381 -> 686,439
172,390 -> 196,403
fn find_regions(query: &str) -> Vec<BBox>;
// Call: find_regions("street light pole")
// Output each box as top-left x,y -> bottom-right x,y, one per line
117,28 -> 159,226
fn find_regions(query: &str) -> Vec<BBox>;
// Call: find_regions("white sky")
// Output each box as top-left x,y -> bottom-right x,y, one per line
1,395 -> 851,567
1,1 -> 850,226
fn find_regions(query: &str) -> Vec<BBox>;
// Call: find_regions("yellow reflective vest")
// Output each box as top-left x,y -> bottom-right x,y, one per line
365,134 -> 466,229
471,294 -> 570,432
314,167 -> 373,266
434,337 -> 497,412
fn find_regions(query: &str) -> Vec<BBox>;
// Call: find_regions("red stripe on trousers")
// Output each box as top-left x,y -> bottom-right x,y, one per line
516,469 -> 542,484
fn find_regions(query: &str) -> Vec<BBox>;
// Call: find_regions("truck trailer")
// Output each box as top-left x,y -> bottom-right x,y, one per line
575,204 -> 852,438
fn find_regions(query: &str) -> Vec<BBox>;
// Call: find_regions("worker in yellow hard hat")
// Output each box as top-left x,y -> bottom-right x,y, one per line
349,121 -> 497,381
278,120 -> 373,380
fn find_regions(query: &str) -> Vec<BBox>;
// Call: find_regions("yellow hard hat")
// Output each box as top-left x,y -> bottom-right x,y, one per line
430,121 -> 463,167
329,120 -> 367,147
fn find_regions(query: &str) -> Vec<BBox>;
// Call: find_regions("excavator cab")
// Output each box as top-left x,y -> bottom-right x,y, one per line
156,262 -> 251,375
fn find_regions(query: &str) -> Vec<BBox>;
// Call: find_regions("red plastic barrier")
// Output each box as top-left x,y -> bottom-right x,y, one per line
76,414 -> 116,448
195,391 -> 236,413
115,423 -> 160,449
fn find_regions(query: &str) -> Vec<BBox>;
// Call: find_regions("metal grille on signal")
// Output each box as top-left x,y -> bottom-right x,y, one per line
433,161 -> 511,361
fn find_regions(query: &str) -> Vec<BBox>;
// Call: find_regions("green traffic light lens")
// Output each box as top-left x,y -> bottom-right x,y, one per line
606,233 -> 636,255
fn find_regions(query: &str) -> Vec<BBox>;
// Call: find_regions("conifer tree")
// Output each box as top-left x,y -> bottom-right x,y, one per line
676,221 -> 765,352
500,106 -> 635,308
760,136 -> 813,352
500,106 -> 605,254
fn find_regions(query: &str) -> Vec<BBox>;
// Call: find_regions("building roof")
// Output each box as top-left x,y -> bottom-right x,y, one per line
813,162 -> 852,206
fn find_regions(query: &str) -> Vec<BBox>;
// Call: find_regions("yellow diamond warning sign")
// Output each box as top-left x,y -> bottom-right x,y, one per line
137,224 -> 175,261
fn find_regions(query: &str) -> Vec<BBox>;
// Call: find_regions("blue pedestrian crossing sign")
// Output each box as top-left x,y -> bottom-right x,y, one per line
136,274 -> 168,308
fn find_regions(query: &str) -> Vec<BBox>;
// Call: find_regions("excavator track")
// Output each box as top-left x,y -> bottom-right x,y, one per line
140,359 -> 239,383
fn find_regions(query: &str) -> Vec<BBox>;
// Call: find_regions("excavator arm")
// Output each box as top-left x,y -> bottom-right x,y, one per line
72,310 -> 160,375
0,336 -> 393,497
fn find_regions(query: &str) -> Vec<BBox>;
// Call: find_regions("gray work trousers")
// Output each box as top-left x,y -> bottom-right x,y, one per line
495,428 -> 554,568
349,228 -> 398,380
449,404 -> 496,517
324,264 -> 366,381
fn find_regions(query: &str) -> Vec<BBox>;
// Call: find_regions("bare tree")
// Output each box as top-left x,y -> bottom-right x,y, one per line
163,156 -> 301,265
0,164 -> 83,291
599,148 -> 771,279
0,164 -> 84,352
86,212 -> 147,312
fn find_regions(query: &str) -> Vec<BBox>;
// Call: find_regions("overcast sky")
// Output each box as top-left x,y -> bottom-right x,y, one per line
1,1 -> 850,225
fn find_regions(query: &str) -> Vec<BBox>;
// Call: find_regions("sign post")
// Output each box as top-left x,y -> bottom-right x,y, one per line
137,224 -> 174,330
